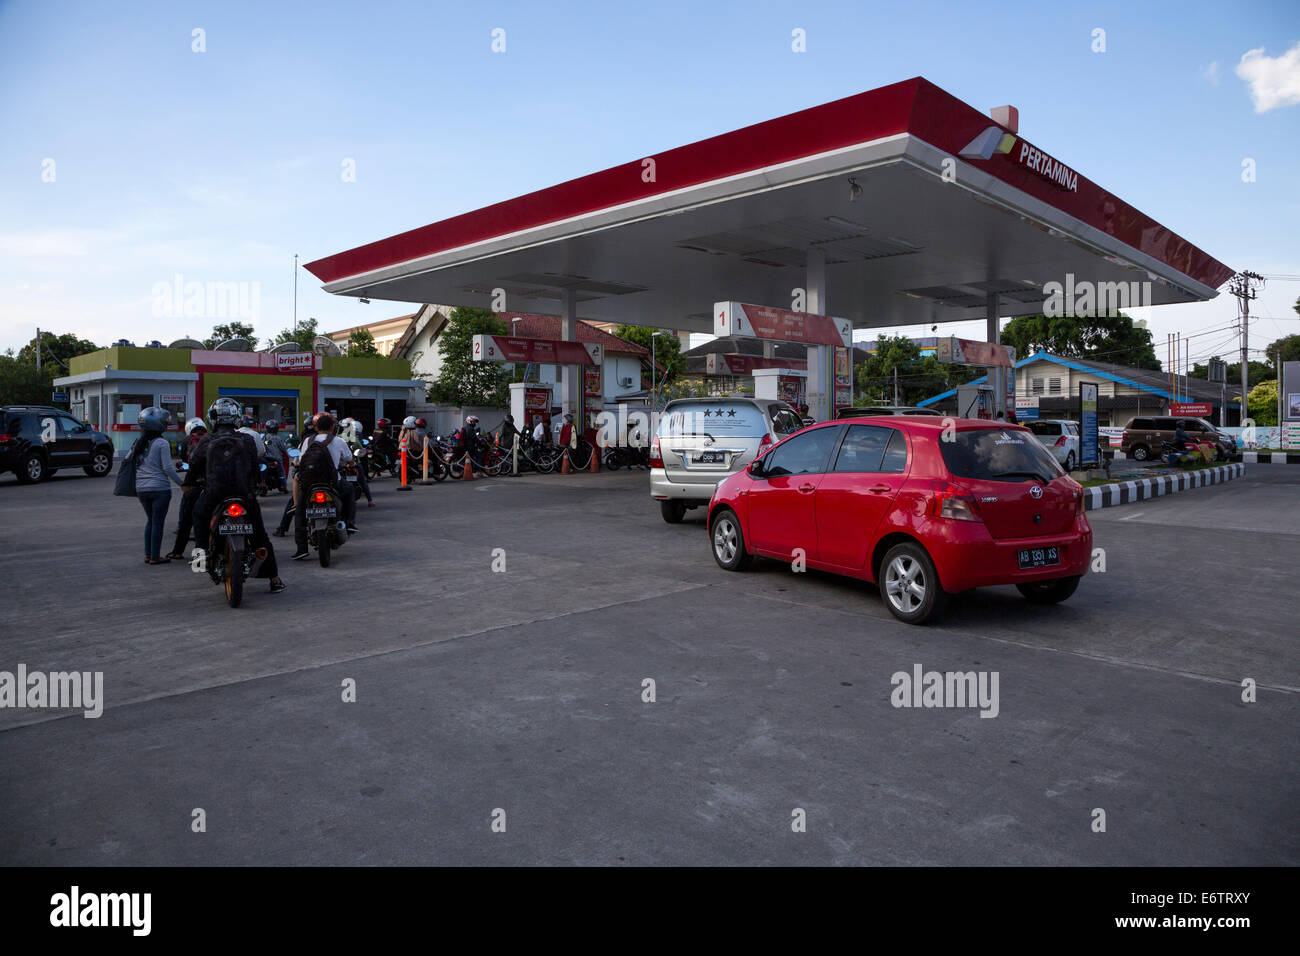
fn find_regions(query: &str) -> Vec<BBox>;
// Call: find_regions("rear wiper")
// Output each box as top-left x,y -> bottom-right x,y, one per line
670,432 -> 717,440
992,471 -> 1050,484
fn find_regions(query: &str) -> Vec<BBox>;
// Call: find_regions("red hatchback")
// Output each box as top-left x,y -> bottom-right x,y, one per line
706,417 -> 1092,625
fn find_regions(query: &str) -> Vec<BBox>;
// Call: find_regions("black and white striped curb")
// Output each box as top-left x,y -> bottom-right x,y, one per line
1083,463 -> 1245,511
1241,451 -> 1300,464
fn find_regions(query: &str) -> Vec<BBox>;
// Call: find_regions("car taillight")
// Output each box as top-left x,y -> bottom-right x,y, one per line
1054,436 -> 1068,447
929,481 -> 982,521
758,433 -> 773,454
225,502 -> 245,517
313,491 -> 327,504
649,436 -> 663,469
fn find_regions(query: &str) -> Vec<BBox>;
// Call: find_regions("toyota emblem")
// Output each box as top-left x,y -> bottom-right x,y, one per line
1029,485 -> 1043,499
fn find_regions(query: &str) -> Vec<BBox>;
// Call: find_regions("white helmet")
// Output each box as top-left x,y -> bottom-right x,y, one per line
402,415 -> 418,429
185,417 -> 207,436
466,415 -> 479,424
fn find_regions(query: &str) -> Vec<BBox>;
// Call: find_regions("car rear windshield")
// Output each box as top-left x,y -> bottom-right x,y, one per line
1027,422 -> 1061,436
940,428 -> 1064,482
658,402 -> 767,438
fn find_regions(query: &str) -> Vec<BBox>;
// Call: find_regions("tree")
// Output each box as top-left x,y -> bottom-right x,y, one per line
854,335 -> 982,406
203,322 -> 259,350
347,327 -> 381,357
273,317 -> 319,351
1247,380 -> 1278,426
429,308 -> 510,407
999,313 -> 1159,369
0,355 -> 51,405
1265,334 -> 1300,371
614,326 -> 686,385
16,331 -> 100,371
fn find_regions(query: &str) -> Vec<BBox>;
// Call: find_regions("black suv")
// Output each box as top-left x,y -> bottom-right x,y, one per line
0,406 -> 115,483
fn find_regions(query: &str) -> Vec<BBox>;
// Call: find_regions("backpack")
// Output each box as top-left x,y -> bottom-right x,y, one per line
299,437 -> 338,488
205,433 -> 252,495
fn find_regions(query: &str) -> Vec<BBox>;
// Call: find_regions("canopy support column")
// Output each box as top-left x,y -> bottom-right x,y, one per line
806,248 -> 829,420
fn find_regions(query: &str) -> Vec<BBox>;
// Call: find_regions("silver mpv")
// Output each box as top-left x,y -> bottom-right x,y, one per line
650,397 -> 805,523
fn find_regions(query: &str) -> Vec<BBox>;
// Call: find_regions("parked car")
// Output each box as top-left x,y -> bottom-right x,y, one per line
836,405 -> 944,418
650,397 -> 805,523
1121,416 -> 1235,462
0,406 -> 115,483
1025,419 -> 1082,472
706,417 -> 1091,625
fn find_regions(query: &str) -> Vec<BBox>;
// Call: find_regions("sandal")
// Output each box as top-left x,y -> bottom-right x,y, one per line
164,552 -> 184,561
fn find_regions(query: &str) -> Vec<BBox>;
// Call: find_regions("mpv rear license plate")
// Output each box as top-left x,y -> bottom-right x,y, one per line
219,523 -> 253,535
695,452 -> 723,464
1018,546 -> 1060,569
306,507 -> 335,520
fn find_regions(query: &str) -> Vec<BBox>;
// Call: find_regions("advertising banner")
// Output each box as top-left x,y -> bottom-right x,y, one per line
833,346 -> 852,409
936,336 -> 1015,368
584,365 -> 602,397
1170,402 -> 1213,417
472,335 -> 601,366
1079,381 -> 1099,466
714,302 -> 852,347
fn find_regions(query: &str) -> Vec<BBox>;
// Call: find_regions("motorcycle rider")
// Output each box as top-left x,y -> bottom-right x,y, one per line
262,420 -> 290,493
457,414 -> 481,461
370,417 -> 398,473
237,414 -> 267,458
163,419 -> 209,560
340,417 -> 374,507
188,397 -> 285,593
273,416 -> 317,537
293,412 -> 358,560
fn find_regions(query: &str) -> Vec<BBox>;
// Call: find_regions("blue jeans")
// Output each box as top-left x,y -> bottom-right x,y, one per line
138,489 -> 172,560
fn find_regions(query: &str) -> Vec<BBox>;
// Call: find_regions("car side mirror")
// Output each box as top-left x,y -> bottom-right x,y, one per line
748,458 -> 765,477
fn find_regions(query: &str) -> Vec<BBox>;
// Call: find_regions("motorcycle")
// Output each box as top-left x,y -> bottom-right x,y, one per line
305,480 -> 348,567
182,460 -> 264,608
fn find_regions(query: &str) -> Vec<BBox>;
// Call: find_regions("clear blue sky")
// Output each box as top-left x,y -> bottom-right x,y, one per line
2,0 -> 1297,367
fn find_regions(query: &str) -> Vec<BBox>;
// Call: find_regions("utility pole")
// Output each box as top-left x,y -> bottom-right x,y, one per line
35,327 -> 41,373
893,366 -> 899,406
293,254 -> 299,343
1228,272 -> 1264,425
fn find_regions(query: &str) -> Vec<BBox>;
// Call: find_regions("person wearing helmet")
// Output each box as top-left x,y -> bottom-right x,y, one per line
399,414 -> 425,463
261,419 -> 290,494
165,418 -> 208,560
236,414 -> 266,458
498,413 -> 520,452
368,416 -> 398,477
179,419 -> 208,464
132,406 -> 184,564
187,397 -> 285,593
291,412 -> 357,559
456,414 -> 481,460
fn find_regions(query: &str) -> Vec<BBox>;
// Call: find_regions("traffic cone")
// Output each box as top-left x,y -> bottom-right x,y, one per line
561,452 -> 570,475
461,457 -> 474,480
590,444 -> 599,473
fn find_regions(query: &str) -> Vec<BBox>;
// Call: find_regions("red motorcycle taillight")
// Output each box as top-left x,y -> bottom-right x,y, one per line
313,491 -> 327,504
649,436 -> 663,469
928,481 -> 982,521
225,502 -> 246,517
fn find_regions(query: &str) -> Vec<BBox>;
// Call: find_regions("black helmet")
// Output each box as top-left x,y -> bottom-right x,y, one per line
207,397 -> 242,427
239,414 -> 257,429
264,420 -> 279,432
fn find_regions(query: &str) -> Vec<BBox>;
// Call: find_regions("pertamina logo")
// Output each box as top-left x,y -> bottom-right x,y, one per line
959,126 -> 1079,193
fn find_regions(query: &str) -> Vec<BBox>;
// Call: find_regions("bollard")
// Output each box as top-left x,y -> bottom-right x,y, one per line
418,438 -> 432,486
512,434 -> 519,477
396,442 -> 412,491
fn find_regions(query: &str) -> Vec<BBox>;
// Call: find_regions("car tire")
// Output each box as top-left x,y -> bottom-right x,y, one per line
1130,445 -> 1149,461
1065,451 -> 1076,472
660,500 -> 686,524
709,508 -> 752,571
84,448 -> 114,477
879,541 -> 946,625
1016,575 -> 1080,604
17,452 -> 46,484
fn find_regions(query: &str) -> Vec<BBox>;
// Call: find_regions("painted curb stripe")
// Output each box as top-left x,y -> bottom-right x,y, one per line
1082,464 -> 1242,511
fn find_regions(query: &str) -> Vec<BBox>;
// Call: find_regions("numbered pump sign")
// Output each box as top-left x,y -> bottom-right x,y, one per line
1078,381 -> 1100,468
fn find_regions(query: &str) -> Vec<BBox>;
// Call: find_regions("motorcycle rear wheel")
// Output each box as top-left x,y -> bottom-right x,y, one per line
225,541 -> 244,608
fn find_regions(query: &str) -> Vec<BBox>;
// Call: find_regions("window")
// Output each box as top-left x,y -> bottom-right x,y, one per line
939,428 -> 1063,481
659,401 -> 768,438
1027,422 -> 1061,436
764,427 -> 840,477
55,415 -> 86,437
769,407 -> 804,436
1031,377 -> 1044,396
832,425 -> 892,472
1130,418 -> 1153,430
880,429 -> 908,473
1048,377 -> 1062,395
113,393 -> 155,427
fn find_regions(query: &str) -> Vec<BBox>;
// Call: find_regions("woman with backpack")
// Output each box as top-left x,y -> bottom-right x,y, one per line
132,406 -> 184,564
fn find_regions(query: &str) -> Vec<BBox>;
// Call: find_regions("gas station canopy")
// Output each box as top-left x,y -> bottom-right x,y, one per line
305,77 -> 1232,333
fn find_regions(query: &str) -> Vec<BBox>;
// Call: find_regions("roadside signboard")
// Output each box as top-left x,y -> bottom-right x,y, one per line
714,301 -> 852,347
472,335 -> 601,366
1016,405 -> 1040,420
276,352 -> 314,371
1079,382 -> 1099,466
1170,401 -> 1212,417
51,391 -> 69,403
706,353 -> 807,375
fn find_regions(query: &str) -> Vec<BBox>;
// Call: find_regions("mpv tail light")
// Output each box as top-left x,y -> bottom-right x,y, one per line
758,433 -> 773,455
649,436 -> 663,469
929,481 -> 982,522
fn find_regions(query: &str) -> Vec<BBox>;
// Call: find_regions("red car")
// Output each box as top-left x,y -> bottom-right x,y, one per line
706,417 -> 1092,625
